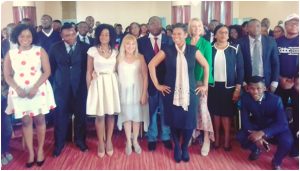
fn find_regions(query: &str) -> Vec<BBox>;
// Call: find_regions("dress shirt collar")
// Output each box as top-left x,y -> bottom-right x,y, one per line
148,33 -> 162,40
249,35 -> 262,44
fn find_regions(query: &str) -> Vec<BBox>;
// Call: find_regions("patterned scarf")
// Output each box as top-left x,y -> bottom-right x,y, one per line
173,44 -> 190,111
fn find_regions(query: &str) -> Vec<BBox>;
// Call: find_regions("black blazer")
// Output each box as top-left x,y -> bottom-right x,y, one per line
49,41 -> 89,103
238,35 -> 279,87
138,34 -> 173,96
76,35 -> 94,46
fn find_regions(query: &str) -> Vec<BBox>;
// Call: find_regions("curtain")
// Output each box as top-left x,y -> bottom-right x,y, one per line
13,6 -> 37,26
201,1 -> 232,26
172,5 -> 191,24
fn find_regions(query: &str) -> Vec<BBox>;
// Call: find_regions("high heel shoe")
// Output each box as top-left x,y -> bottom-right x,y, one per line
97,144 -> 105,158
224,146 -> 232,152
106,143 -> 114,157
36,159 -> 45,167
133,142 -> 142,154
125,143 -> 132,156
106,149 -> 114,156
25,161 -> 35,168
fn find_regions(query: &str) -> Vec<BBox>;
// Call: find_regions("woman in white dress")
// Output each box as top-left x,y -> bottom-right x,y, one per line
117,34 -> 149,155
3,24 -> 56,167
86,24 -> 121,158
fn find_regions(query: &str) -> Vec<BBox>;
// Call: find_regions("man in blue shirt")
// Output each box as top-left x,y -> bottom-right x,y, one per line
275,13 -> 299,157
237,76 -> 293,170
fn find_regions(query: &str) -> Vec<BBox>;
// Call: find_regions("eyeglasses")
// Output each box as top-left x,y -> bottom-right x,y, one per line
285,21 -> 299,26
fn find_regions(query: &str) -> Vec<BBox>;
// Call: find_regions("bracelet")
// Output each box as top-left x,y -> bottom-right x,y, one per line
234,88 -> 241,92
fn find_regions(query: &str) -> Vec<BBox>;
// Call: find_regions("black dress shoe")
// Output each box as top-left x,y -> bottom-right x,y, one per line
174,145 -> 182,163
213,143 -> 220,149
148,141 -> 157,151
53,147 -> 63,157
25,161 -> 35,168
36,159 -> 45,167
272,164 -> 281,170
248,148 -> 261,161
162,140 -> 173,150
76,143 -> 88,152
182,148 -> 190,162
271,159 -> 282,170
224,146 -> 232,152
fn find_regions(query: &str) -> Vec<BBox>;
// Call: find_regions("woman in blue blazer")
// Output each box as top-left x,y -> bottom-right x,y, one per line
208,24 -> 244,151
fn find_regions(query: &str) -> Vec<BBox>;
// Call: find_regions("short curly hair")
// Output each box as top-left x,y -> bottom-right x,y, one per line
10,24 -> 38,45
94,24 -> 116,48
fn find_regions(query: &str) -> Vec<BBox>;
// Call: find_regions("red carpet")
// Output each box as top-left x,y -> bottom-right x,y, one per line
2,127 -> 299,170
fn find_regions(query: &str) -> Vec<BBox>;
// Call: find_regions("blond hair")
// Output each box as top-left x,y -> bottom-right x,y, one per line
188,18 -> 205,37
117,34 -> 140,63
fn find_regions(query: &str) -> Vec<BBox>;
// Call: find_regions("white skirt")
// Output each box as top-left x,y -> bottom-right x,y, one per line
86,72 -> 121,116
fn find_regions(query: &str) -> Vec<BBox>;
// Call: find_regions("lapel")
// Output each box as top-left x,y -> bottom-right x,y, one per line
146,37 -> 155,56
261,35 -> 267,67
57,41 -> 71,65
245,36 -> 251,62
59,41 -> 69,58
72,42 -> 81,63
161,34 -> 167,45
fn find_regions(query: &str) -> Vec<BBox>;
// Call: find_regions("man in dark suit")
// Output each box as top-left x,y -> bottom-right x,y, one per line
236,76 -> 293,170
76,21 -> 94,46
1,23 -> 17,58
203,19 -> 219,43
238,19 -> 279,93
261,18 -> 274,37
49,23 -> 89,157
138,16 -> 173,151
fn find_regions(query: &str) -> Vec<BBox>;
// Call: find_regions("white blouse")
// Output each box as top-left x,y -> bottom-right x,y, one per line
214,48 -> 227,82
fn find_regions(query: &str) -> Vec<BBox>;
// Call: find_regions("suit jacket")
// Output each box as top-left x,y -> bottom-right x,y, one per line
1,39 -> 10,58
240,92 -> 289,138
49,41 -> 89,106
138,34 -> 173,96
76,35 -> 94,46
238,35 -> 279,87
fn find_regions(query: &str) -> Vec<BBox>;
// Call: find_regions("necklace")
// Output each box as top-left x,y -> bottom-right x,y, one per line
98,45 -> 112,58
99,45 -> 111,55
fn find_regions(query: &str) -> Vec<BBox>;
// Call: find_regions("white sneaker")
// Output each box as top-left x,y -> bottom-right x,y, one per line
1,156 -> 8,165
201,142 -> 210,156
5,153 -> 13,161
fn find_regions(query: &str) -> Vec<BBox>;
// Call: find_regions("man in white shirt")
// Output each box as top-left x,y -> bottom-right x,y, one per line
77,21 -> 94,46
238,19 -> 279,93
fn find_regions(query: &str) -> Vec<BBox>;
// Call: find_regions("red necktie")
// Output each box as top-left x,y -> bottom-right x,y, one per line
153,37 -> 159,55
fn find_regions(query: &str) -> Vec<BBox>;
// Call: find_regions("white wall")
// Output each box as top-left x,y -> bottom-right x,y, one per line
1,1 -> 298,29
1,1 -> 14,28
1,1 -> 62,28
76,1 -> 172,28
233,1 -> 299,28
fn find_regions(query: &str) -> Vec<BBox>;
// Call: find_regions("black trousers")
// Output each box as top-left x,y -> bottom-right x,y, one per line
275,86 -> 299,154
236,129 -> 293,165
54,91 -> 86,149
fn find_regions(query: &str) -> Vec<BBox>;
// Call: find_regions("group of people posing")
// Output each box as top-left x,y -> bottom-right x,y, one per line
1,13 -> 299,170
